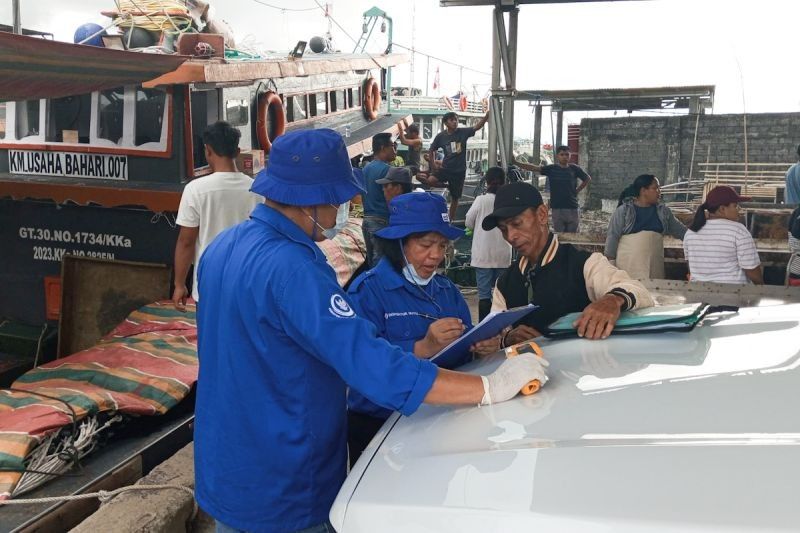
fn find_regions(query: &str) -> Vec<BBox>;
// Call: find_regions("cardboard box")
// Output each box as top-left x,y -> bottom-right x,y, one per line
62,129 -> 79,143
236,150 -> 265,177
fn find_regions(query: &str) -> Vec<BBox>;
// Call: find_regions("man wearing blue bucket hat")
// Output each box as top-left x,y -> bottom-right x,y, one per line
346,192 -> 502,465
193,129 -> 548,533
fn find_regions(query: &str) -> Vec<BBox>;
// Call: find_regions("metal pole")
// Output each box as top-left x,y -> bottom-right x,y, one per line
487,6 -> 501,167
13,0 -> 21,34
533,104 -> 542,164
555,109 -> 564,148
425,55 -> 430,96
504,7 -> 518,164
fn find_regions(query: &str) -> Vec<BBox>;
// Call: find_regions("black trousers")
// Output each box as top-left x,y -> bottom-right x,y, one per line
347,410 -> 387,469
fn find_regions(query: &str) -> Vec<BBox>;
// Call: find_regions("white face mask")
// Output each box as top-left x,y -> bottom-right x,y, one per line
333,201 -> 350,233
401,245 -> 435,286
306,204 -> 345,240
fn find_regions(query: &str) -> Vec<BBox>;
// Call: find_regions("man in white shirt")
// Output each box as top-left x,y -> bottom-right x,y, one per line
683,185 -> 763,284
172,121 -> 262,309
465,167 -> 512,320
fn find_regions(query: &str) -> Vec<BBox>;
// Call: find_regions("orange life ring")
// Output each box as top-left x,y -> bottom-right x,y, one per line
459,95 -> 468,111
362,78 -> 381,120
256,91 -> 286,153
443,95 -> 455,111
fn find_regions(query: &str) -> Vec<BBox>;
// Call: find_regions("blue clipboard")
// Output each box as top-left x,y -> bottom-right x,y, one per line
430,304 -> 537,369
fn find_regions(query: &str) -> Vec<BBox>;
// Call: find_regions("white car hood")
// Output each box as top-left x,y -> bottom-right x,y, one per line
332,304 -> 800,532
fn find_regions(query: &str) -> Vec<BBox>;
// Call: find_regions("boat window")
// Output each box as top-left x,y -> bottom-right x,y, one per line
15,99 -> 40,139
350,88 -> 357,108
421,118 -> 433,140
225,98 -> 249,127
47,94 -> 91,143
0,103 -> 5,140
334,90 -> 346,112
190,88 -> 222,168
287,95 -> 307,122
310,93 -> 327,117
134,88 -> 166,146
97,87 -> 125,144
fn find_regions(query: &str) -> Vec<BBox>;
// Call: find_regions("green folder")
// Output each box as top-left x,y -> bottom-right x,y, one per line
546,303 -> 736,338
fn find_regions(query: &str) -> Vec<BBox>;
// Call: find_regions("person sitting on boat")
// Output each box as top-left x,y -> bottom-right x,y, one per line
172,121 -> 262,310
465,166 -> 513,321
347,192 -> 501,466
483,182 -> 654,343
376,166 -> 414,205
788,206 -> 800,286
604,174 -> 687,280
193,130 -> 547,533
422,109 -> 490,222
683,185 -> 763,285
396,119 -> 423,177
362,132 -> 398,267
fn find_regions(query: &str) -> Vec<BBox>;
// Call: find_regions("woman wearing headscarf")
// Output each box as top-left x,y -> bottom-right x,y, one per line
346,192 -> 500,465
683,185 -> 763,284
604,174 -> 687,279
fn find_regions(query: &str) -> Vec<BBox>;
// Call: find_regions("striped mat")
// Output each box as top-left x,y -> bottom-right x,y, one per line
0,301 -> 197,499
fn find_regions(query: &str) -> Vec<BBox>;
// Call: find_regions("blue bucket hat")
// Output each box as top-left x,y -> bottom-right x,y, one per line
376,192 -> 464,241
251,128 -> 364,205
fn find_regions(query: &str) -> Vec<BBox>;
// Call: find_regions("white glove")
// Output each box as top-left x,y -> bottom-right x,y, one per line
480,353 -> 549,405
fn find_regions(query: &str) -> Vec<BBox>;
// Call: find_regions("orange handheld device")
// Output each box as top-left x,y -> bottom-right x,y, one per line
503,340 -> 544,395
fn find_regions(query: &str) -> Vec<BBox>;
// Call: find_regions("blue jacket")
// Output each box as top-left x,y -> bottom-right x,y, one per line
347,257 -> 473,418
194,204 -> 438,533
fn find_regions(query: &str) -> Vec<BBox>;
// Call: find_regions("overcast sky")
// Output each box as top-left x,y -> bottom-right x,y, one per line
3,0 -> 799,142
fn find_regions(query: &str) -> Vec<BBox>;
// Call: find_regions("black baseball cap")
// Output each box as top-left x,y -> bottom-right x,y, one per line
376,166 -> 413,185
482,182 -> 544,231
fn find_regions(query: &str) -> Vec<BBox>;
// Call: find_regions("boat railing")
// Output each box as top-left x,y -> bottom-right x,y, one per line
390,95 -> 486,115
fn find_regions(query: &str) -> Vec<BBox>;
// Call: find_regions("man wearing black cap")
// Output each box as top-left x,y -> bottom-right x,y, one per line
376,166 -> 414,205
483,182 -> 654,342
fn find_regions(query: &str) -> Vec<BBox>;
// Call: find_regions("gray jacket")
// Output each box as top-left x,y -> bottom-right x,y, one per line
604,199 -> 687,259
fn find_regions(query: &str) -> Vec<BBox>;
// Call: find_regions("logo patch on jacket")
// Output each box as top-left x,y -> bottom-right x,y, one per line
329,294 -> 355,318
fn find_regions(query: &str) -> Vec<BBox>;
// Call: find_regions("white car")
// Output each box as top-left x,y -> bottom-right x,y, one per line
331,304 -> 800,532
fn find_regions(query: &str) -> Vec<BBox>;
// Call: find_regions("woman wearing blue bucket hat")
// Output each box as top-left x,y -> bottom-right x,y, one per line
193,129 -> 547,533
346,191 -> 502,466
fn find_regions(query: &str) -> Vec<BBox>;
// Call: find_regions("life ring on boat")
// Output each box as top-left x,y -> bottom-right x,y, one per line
362,78 -> 381,120
459,95 -> 468,111
256,91 -> 286,153
443,95 -> 455,111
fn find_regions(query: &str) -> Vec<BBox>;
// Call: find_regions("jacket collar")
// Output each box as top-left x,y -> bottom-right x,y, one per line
518,232 -> 559,274
250,203 -> 326,261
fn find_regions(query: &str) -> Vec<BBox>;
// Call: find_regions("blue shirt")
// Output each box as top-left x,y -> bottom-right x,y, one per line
362,160 -> 390,218
347,257 -> 473,418
194,204 -> 438,533
786,162 -> 800,204
631,204 -> 664,234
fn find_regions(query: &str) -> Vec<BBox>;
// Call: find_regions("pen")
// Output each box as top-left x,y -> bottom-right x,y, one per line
417,312 -> 438,321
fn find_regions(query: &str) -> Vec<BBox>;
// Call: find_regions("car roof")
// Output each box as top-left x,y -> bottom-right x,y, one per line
334,304 -> 800,532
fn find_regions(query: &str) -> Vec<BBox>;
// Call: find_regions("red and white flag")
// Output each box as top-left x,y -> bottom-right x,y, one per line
432,66 -> 440,92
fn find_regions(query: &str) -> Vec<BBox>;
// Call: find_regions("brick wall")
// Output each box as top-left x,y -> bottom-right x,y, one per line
579,112 -> 800,208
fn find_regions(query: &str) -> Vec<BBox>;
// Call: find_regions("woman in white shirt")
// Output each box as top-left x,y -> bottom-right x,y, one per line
465,167 -> 513,320
683,185 -> 763,284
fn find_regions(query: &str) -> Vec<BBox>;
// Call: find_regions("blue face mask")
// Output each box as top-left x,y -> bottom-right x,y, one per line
401,245 -> 435,286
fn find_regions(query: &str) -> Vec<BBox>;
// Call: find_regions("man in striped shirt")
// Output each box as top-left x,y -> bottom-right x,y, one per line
683,186 -> 763,284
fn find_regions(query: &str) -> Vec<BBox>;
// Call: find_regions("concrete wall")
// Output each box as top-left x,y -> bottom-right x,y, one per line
578,112 -> 800,208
